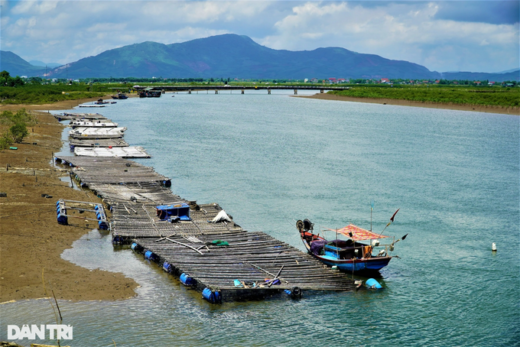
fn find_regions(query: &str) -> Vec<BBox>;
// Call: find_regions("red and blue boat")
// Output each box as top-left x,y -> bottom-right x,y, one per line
297,219 -> 406,273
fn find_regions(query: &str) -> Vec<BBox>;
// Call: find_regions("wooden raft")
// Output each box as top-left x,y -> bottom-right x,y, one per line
134,232 -> 356,299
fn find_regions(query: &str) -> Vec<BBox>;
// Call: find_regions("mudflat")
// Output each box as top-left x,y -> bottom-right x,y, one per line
297,93 -> 520,115
0,98 -> 138,303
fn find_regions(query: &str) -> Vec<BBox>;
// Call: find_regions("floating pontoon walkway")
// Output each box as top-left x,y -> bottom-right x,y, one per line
54,156 -> 170,186
55,152 -> 356,300
133,232 -> 356,300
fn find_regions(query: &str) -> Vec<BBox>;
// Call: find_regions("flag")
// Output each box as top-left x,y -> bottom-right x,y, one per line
390,209 -> 400,222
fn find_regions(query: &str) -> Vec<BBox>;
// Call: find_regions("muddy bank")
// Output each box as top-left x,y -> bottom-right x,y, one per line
296,93 -> 520,116
0,97 -> 138,303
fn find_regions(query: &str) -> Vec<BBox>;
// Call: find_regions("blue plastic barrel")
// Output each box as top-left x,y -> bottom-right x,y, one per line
366,278 -> 383,289
163,261 -> 173,273
131,243 -> 138,250
180,273 -> 195,286
202,288 -> 221,304
144,250 -> 156,261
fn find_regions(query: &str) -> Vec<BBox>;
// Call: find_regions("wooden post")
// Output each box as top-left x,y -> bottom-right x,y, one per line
268,89 -> 271,95
294,89 -> 298,95
241,90 -> 244,94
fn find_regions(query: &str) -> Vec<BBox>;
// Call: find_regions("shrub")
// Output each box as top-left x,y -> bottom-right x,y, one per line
9,123 -> 28,143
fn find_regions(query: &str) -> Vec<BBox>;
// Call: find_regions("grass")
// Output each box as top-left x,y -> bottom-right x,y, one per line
330,85 -> 520,107
0,84 -> 115,104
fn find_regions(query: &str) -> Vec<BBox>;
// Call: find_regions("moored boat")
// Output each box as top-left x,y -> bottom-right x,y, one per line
296,218 -> 407,273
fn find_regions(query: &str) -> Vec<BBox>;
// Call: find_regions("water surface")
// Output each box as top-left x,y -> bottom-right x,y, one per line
2,91 -> 518,346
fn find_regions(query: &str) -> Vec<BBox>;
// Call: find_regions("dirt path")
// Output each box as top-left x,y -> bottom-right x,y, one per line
296,93 -> 520,115
0,97 -> 139,303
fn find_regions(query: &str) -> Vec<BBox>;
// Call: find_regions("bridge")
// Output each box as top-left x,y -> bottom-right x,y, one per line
132,85 -> 349,95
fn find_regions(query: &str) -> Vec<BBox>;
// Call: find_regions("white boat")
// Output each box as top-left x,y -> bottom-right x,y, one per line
70,120 -> 118,128
69,127 -> 126,139
74,146 -> 150,158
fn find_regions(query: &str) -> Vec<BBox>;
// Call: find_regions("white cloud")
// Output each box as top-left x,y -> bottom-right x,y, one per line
1,1 -> 518,72
260,1 -> 519,72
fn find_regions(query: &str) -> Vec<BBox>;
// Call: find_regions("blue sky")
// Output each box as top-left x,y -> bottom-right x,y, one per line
1,0 -> 518,72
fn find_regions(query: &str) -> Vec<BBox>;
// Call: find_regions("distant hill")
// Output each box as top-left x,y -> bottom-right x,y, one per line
1,35 -> 518,81
442,70 -> 519,82
29,60 -> 61,68
42,34 -> 440,80
0,51 -> 44,77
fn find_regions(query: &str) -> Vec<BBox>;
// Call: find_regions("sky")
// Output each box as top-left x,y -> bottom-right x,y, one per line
1,0 -> 519,73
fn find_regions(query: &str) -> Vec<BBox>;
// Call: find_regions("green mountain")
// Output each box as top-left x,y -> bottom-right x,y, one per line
442,70 -> 520,82
44,34 -> 439,79
2,35 -> 518,81
0,51 -> 45,77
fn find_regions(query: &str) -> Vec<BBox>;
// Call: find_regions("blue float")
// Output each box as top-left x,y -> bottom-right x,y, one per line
202,288 -> 222,304
162,261 -> 173,273
365,278 -> 383,289
180,273 -> 195,286
144,250 -> 157,261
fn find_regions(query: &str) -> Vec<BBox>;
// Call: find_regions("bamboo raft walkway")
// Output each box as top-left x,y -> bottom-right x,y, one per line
53,111 -> 357,301
134,232 -> 356,300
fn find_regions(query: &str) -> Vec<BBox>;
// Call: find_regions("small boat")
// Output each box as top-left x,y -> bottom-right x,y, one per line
297,218 -> 406,273
138,88 -> 162,98
111,93 -> 128,99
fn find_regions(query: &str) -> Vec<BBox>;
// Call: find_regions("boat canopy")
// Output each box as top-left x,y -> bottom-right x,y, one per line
328,224 -> 390,241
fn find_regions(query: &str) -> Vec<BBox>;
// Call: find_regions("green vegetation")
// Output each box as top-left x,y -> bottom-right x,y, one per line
330,85 -> 520,107
0,71 -> 110,104
1,68 -> 517,108
0,109 -> 38,149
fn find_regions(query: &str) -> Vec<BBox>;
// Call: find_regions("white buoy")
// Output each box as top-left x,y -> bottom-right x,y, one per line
492,243 -> 497,252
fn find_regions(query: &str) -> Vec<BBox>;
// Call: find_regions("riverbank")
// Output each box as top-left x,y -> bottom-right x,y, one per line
296,93 -> 520,115
0,97 -> 138,303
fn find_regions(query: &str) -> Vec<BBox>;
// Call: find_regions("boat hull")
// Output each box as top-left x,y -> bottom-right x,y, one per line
299,232 -> 392,273
313,254 -> 391,272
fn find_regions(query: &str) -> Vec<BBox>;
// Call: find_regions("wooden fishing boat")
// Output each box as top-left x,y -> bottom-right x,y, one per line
296,219 -> 406,273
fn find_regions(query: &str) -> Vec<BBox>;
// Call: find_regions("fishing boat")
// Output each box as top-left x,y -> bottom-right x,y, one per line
296,217 -> 407,273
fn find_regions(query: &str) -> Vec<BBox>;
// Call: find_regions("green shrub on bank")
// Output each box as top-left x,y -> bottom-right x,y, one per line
0,109 -> 37,149
0,85 -> 107,104
331,86 -> 520,107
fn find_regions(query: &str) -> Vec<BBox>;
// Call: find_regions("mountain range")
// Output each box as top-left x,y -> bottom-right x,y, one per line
1,34 -> 518,81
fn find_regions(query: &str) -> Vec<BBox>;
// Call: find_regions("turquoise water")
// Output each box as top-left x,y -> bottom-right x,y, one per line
2,91 -> 519,346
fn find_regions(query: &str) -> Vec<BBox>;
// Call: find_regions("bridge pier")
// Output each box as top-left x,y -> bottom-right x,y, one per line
320,89 -> 324,93
268,89 -> 271,95
294,89 -> 298,95
215,90 -> 218,94
241,90 -> 244,94
188,90 -> 191,94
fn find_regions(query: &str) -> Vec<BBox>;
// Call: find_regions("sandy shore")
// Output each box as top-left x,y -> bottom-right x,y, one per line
0,96 -> 138,303
296,93 -> 520,116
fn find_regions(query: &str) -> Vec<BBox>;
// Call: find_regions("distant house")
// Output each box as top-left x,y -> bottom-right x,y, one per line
435,80 -> 440,84
304,78 -> 309,83
337,78 -> 346,83
310,78 -> 318,83
475,81 -> 481,85
488,81 -> 495,86
381,78 -> 390,84
328,78 -> 337,84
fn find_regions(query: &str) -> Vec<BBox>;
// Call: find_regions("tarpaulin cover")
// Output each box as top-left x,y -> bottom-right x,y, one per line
328,224 -> 390,241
